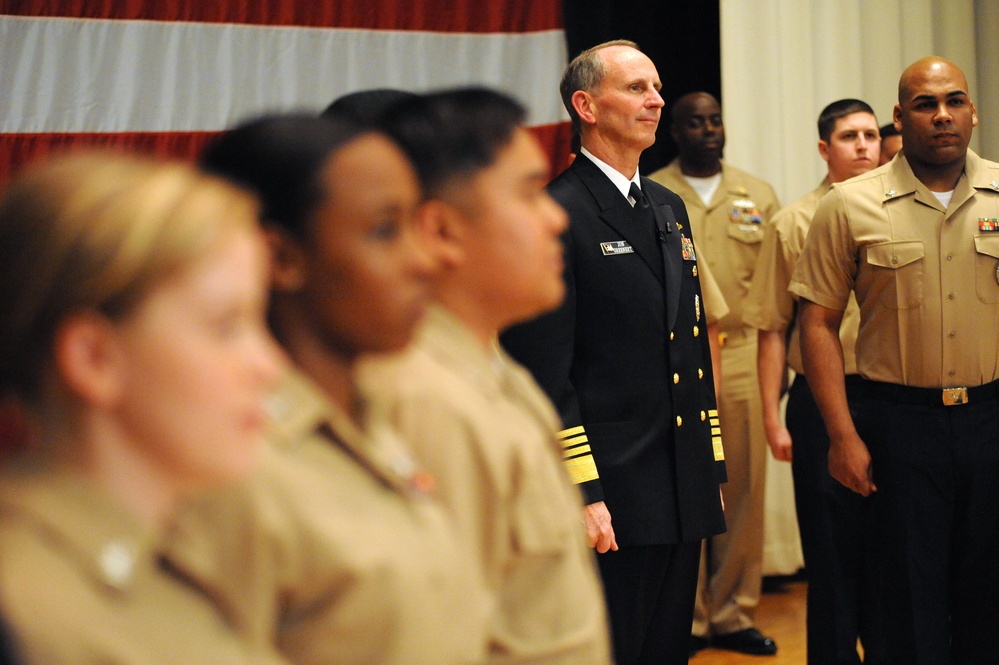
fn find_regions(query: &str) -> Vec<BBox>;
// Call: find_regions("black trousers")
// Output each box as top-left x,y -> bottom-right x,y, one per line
787,375 -> 886,665
596,541 -> 700,665
852,380 -> 999,665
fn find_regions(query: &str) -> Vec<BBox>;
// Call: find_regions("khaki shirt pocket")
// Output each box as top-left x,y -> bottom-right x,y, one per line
864,240 -> 924,309
974,235 -> 999,304
725,223 -> 764,245
510,454 -> 574,556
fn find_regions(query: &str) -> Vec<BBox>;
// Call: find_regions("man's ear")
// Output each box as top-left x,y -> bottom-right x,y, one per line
416,199 -> 467,270
53,312 -> 125,410
572,90 -> 597,127
263,226 -> 307,293
817,139 -> 831,164
892,104 -> 903,133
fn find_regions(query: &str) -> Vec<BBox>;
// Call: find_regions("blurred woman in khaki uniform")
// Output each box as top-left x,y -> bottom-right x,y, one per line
0,153 -> 289,665
168,115 -> 491,665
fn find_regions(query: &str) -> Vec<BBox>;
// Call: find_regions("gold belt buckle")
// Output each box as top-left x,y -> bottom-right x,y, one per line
942,387 -> 969,406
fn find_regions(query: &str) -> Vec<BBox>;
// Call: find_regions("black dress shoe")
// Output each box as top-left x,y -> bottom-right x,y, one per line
712,628 -> 777,655
688,634 -> 710,657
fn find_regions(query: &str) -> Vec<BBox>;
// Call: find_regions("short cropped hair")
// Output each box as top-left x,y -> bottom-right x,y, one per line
321,88 -> 419,127
560,39 -> 640,136
201,114 -> 372,240
0,153 -> 257,401
817,99 -> 876,142
380,86 -> 526,197
879,122 -> 900,139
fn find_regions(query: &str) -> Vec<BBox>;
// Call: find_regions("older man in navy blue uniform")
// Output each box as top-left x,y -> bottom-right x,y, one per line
501,40 -> 726,665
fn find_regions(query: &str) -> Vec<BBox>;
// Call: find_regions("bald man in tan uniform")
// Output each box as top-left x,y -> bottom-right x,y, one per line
650,92 -> 779,656
791,57 -> 999,664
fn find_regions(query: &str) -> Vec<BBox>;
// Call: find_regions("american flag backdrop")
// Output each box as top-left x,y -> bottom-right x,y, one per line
0,1 -> 574,184
0,1 -> 724,458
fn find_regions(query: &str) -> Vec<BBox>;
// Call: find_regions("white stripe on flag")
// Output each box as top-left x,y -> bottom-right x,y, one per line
1,15 -> 569,133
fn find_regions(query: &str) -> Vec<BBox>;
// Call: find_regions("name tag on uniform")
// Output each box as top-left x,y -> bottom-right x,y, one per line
979,218 -> 999,232
680,235 -> 696,261
601,241 -> 634,255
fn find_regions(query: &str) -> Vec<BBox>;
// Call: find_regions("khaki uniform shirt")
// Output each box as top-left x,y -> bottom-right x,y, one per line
745,179 -> 861,374
790,150 -> 999,387
168,370 -> 490,665
361,306 -> 612,665
650,159 -> 780,334
0,468 -> 287,665
696,254 -> 730,325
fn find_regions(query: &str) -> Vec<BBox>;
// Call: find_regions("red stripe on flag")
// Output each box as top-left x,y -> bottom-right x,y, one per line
2,0 -> 563,33
1,122 -> 573,187
0,132 -> 222,185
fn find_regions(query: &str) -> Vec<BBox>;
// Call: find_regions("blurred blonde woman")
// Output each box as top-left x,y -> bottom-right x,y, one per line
0,153 -> 288,665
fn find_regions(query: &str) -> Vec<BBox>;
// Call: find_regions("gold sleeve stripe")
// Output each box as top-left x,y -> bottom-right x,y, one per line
565,455 -> 599,484
712,436 -> 725,461
563,444 -> 591,458
561,434 -> 588,448
711,427 -> 721,435
708,409 -> 719,418
559,425 -> 586,439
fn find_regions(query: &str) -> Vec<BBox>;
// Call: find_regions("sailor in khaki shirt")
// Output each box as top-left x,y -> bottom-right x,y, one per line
790,58 -> 999,664
365,89 -> 612,664
0,153 -> 289,665
649,92 -> 780,655
166,114 -> 491,665
745,99 -> 885,664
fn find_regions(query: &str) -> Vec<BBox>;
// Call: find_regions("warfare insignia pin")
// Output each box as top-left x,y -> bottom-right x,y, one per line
885,190 -> 897,198
990,181 -> 999,191
730,199 -> 763,226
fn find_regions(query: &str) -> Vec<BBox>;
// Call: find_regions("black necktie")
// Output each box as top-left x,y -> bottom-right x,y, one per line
628,182 -> 663,276
630,182 -> 673,285
631,181 -> 671,240
629,182 -> 649,210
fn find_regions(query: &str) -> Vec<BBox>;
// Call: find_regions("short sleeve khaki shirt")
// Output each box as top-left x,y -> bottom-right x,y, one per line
361,306 -> 612,665
790,150 -> 999,387
650,160 -> 780,333
745,179 -> 861,374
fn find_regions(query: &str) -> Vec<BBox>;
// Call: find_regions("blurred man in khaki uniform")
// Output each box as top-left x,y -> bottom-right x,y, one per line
365,88 -> 612,664
649,91 -> 779,656
792,57 -> 999,664
879,123 -> 903,166
745,99 -> 887,665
